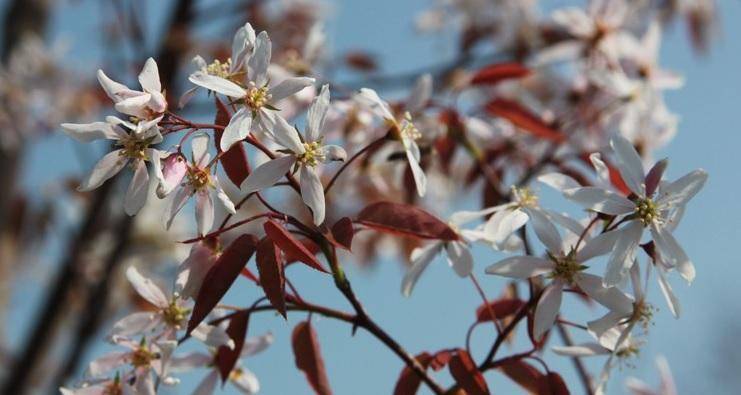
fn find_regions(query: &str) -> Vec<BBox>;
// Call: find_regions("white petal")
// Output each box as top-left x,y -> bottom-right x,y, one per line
565,187 -> 635,215
401,243 -> 444,297
405,142 -> 427,197
552,342 -> 608,357
271,115 -> 305,153
164,185 -> 192,230
483,208 -> 529,245
538,172 -> 580,193
300,166 -> 325,225
269,76 -> 315,102
191,133 -> 211,167
192,323 -> 236,349
232,23 -> 256,71
97,69 -> 136,102
230,368 -> 260,394
248,32 -> 271,86
240,155 -> 296,194
110,312 -> 159,337
87,351 -> 128,377
610,135 -> 646,195
576,273 -> 633,315
242,332 -> 274,357
306,84 -> 330,142
78,150 -> 128,191
114,93 -> 152,119
196,190 -> 214,236
651,224 -> 694,283
656,267 -> 680,318
534,281 -> 564,340
485,256 -> 554,279
124,160 -> 149,216
126,266 -> 169,308
221,108 -> 253,152
589,153 -> 611,186
356,88 -> 394,120
61,122 -> 122,142
604,221 -> 642,286
193,371 -> 219,395
406,73 -> 432,113
576,229 -> 620,262
445,241 -> 473,277
213,178 -> 236,214
656,169 -> 708,209
587,311 -> 625,341
169,351 -> 213,372
189,71 -> 246,98
448,205 -> 503,227
138,58 -> 161,93
176,242 -> 215,299
525,208 -> 563,253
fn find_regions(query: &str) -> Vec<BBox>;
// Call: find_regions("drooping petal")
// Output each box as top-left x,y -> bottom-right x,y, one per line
213,177 -> 236,214
483,208 -> 529,246
576,273 -> 633,315
126,266 -> 169,308
78,150 -> 128,192
525,208 -> 563,253
610,136 -> 646,195
485,256 -> 554,279
445,241 -> 473,277
656,267 -> 680,318
61,122 -> 123,142
604,221 -> 643,286
195,190 -> 214,236
240,155 -> 296,194
534,281 -> 564,340
271,114 -> 305,154
124,159 -> 150,216
587,311 -> 625,341
401,242 -> 444,297
299,166 -> 325,225
248,31 -> 271,86
552,342 -> 608,357
97,69 -> 138,102
564,187 -> 635,215
269,77 -> 315,103
138,58 -> 162,93
231,23 -> 256,72
188,71 -> 246,98
404,140 -> 427,197
356,88 -> 394,120
651,224 -> 694,283
220,108 -> 253,152
306,84 -> 330,142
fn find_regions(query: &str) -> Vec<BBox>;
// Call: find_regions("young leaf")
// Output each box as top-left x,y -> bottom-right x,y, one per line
484,99 -> 565,142
330,217 -> 354,250
215,310 -> 250,382
214,96 -> 251,186
292,321 -> 332,395
645,158 -> 668,196
475,298 -> 525,323
255,237 -> 286,318
356,201 -> 459,241
393,352 -> 433,395
537,372 -> 570,395
187,234 -> 259,334
470,62 -> 530,86
264,220 -> 328,273
449,350 -> 490,395
499,359 -> 544,393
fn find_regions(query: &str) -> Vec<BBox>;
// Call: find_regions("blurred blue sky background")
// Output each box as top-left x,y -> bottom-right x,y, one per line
3,0 -> 741,394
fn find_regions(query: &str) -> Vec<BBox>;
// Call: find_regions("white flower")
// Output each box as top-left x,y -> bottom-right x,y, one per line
169,332 -> 274,395
355,78 -> 432,197
98,57 -> 167,122
60,374 -> 138,395
486,211 -> 632,340
547,136 -> 707,286
188,25 -> 314,151
625,356 -> 677,395
401,206 -> 500,296
158,133 -> 236,236
239,84 -> 346,225
61,116 -> 165,215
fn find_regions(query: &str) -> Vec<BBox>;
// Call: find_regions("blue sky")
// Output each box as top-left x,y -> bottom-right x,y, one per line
5,0 -> 741,394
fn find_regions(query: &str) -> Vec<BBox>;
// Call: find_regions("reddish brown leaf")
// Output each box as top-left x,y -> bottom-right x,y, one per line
645,158 -> 668,196
449,350 -> 490,395
263,220 -> 327,273
577,153 -> 631,196
187,234 -> 259,334
356,201 -> 459,241
537,372 -> 570,395
255,237 -> 286,318
475,298 -> 525,323
499,359 -> 544,394
214,96 -> 250,186
292,321 -> 332,395
330,217 -> 354,250
485,99 -> 565,142
471,63 -> 531,86
344,51 -> 377,72
393,352 -> 433,395
430,350 -> 453,371
215,310 -> 250,382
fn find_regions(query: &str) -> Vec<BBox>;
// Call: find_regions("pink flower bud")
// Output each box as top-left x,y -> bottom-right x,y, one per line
156,153 -> 187,198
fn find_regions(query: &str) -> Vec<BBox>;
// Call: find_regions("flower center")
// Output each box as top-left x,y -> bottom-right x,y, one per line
512,187 -> 538,209
615,343 -> 641,359
130,344 -> 156,368
205,58 -> 232,79
103,381 -> 123,395
629,300 -> 655,330
399,112 -> 421,142
634,197 -> 658,226
245,83 -> 271,110
547,250 -> 585,285
162,299 -> 190,328
229,367 -> 245,382
118,136 -> 151,161
297,141 -> 325,167
187,166 -> 212,191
